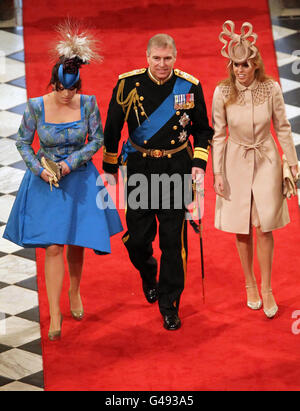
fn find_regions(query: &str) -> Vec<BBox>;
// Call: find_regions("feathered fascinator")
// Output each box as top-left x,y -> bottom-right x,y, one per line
219,20 -> 258,66
51,20 -> 102,89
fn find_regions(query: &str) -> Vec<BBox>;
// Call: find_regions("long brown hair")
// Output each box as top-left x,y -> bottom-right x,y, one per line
219,48 -> 273,106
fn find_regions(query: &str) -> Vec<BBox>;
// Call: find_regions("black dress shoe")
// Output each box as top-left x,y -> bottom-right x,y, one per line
163,314 -> 181,331
142,282 -> 158,304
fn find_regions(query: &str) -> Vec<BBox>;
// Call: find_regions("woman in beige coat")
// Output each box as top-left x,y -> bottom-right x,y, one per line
212,21 -> 298,318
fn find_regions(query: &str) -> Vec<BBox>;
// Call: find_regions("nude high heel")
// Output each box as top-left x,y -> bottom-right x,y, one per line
261,288 -> 278,318
48,314 -> 63,341
246,284 -> 262,310
68,290 -> 84,321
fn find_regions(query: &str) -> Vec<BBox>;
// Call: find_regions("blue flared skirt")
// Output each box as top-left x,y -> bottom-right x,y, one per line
3,161 -> 123,254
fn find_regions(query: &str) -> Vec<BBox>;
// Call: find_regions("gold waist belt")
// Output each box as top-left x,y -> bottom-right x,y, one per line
128,137 -> 188,159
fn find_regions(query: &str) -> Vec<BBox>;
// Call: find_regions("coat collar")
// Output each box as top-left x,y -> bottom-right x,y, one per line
235,78 -> 258,91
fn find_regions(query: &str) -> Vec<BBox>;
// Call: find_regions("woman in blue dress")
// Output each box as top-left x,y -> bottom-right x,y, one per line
3,24 -> 123,340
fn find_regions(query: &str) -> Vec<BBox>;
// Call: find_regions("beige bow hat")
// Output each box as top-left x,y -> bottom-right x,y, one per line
219,20 -> 258,64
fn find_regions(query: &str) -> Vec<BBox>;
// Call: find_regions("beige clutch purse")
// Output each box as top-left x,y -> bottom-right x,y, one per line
41,157 -> 62,191
282,155 -> 298,199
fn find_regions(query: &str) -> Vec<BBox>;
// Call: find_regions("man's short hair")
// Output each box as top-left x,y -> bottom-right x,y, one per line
147,34 -> 177,56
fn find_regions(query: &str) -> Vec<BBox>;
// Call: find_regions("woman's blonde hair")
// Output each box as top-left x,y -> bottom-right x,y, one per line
219,48 -> 273,106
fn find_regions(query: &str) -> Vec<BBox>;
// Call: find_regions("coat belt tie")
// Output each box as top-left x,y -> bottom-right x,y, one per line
229,137 -> 272,163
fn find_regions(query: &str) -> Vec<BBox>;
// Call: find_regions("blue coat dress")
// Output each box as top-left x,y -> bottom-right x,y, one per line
3,94 -> 123,254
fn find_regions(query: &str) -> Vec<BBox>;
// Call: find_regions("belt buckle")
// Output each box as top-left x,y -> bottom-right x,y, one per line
151,149 -> 163,158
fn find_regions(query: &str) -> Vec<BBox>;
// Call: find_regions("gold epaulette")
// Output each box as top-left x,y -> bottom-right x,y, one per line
119,68 -> 147,80
174,69 -> 199,86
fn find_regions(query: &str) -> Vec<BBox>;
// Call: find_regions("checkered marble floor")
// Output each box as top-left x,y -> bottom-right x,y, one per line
0,27 -> 44,391
272,15 -> 300,204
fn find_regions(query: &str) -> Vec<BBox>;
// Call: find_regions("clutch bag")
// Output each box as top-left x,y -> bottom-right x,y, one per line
41,156 -> 62,191
282,154 -> 298,199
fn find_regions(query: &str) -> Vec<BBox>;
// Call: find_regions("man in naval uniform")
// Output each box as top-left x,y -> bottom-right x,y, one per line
103,34 -> 213,330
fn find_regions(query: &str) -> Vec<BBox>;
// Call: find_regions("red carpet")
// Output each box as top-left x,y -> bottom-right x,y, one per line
23,0 -> 300,391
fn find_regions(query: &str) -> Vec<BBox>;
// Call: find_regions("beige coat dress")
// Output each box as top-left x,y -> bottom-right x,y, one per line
212,79 -> 298,234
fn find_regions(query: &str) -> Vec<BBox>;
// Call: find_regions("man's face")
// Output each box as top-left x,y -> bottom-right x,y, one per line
147,45 -> 176,81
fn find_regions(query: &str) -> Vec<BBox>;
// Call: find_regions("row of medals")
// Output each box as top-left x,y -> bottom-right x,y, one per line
175,94 -> 194,142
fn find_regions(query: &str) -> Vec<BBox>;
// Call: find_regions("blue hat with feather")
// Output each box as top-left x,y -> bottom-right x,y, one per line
58,60 -> 81,89
54,21 -> 102,89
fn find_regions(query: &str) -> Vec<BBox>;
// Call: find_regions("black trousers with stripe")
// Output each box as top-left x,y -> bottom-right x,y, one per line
122,150 -> 191,316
